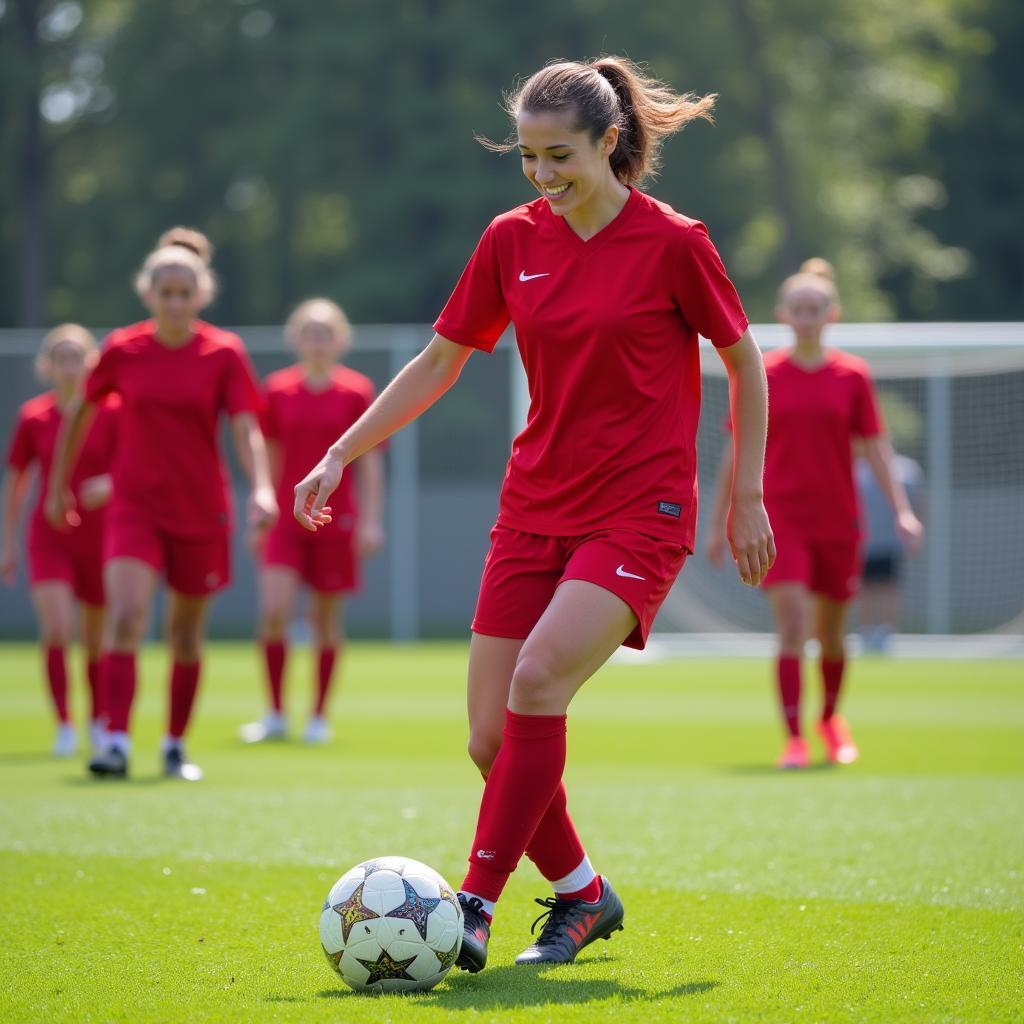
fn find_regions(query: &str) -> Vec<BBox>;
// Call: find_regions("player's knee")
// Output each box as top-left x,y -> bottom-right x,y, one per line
261,607 -> 289,641
39,623 -> 72,647
819,633 -> 845,661
467,731 -> 500,774
509,654 -> 561,713
168,620 -> 202,662
108,603 -> 145,648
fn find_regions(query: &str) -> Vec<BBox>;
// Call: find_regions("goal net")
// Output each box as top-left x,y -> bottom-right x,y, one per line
653,323 -> 1024,639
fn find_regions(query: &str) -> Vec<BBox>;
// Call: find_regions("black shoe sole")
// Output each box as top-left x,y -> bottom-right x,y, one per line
455,946 -> 486,974
88,765 -> 127,778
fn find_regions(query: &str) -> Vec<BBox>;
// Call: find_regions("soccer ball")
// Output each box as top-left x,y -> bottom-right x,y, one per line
319,856 -> 463,994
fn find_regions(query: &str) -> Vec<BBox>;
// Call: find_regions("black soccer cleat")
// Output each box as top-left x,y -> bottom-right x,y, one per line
163,745 -> 203,782
88,745 -> 128,779
455,894 -> 490,973
514,876 -> 624,965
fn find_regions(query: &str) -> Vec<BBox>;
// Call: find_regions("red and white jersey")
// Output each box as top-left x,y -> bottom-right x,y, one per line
763,347 -> 883,540
84,319 -> 261,538
434,187 -> 748,550
6,391 -> 120,534
262,364 -> 376,534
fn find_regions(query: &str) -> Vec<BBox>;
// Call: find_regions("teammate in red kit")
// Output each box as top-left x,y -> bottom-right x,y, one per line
707,259 -> 923,768
293,57 -> 773,971
46,236 -> 278,781
240,298 -> 384,745
2,326 -> 118,757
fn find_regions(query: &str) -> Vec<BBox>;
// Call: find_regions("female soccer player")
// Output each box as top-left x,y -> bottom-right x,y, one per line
707,259 -> 923,768
2,326 -> 118,756
294,57 -> 773,972
46,239 -> 278,781
240,298 -> 384,745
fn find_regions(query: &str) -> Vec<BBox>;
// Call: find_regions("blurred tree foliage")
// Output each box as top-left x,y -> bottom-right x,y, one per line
1,0 -> 1021,328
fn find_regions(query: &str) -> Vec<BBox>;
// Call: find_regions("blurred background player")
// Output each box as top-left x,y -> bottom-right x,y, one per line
240,298 -> 384,745
708,259 -> 924,768
46,233 -> 278,781
856,450 -> 924,653
293,57 -> 774,972
2,326 -> 118,756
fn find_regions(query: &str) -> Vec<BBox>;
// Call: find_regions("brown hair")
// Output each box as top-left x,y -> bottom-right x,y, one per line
134,245 -> 216,306
285,298 -> 352,354
36,324 -> 97,381
157,226 -> 214,266
478,56 -> 716,186
779,257 -> 839,307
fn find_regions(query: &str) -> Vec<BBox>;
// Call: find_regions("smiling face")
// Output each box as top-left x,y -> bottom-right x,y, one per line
516,108 -> 619,220
145,266 -> 204,336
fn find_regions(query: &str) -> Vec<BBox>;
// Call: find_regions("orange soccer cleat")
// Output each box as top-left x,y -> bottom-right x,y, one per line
817,715 -> 859,764
777,735 -> 810,770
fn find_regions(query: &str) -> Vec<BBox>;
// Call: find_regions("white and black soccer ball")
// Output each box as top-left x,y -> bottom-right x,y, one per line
319,856 -> 463,994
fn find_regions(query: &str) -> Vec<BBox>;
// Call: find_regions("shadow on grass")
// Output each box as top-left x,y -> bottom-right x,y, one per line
317,967 -> 719,1009
724,762 -> 838,775
0,751 -> 57,765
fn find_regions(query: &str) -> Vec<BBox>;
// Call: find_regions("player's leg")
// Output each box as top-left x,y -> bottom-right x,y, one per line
768,583 -> 812,768
813,594 -> 858,763
305,591 -> 343,743
30,581 -> 77,755
457,581 -> 634,971
241,565 -> 299,742
163,589 -> 211,781
90,557 -> 158,776
79,600 -> 107,752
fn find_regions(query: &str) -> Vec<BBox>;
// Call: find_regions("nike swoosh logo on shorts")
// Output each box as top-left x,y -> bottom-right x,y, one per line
519,270 -> 550,281
616,565 -> 646,580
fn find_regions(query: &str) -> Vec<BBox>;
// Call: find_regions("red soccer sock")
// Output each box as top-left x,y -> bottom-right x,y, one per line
105,652 -> 137,734
45,646 -> 70,723
524,782 -> 588,885
462,709 -> 567,905
263,641 -> 286,713
777,655 -> 802,737
821,657 -> 846,721
314,646 -> 337,717
86,658 -> 106,722
168,660 -> 201,740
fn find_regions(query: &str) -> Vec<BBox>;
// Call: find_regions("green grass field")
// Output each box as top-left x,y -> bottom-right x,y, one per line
0,642 -> 1021,1023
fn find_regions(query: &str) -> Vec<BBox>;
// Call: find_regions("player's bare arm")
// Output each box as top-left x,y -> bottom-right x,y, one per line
231,411 -> 279,535
861,433 -> 924,553
293,334 -> 472,531
715,329 -> 775,586
44,395 -> 97,531
0,466 -> 33,584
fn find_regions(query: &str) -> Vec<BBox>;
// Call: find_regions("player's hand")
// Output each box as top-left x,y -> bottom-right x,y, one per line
248,486 -> 279,533
727,495 -> 775,587
294,453 -> 342,532
0,547 -> 16,587
79,473 -> 113,511
356,519 -> 385,559
705,525 -> 728,567
44,486 -> 80,531
896,509 -> 924,556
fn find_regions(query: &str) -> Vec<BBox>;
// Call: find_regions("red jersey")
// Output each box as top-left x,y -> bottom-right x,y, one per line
434,187 -> 748,549
262,364 -> 376,534
763,347 -> 882,540
6,392 -> 120,535
84,319 -> 260,538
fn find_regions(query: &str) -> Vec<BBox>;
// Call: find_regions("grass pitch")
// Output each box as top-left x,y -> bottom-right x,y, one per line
0,641 -> 1021,1023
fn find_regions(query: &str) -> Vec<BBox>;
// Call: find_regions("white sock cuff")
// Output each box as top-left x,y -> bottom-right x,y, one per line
458,891 -> 496,918
109,731 -> 131,754
550,855 -> 597,895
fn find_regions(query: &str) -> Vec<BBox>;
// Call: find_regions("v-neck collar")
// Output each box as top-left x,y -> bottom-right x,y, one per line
547,186 -> 641,253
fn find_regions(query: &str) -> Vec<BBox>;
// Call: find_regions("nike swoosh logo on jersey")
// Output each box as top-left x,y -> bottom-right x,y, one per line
616,565 -> 646,580
519,271 -> 550,281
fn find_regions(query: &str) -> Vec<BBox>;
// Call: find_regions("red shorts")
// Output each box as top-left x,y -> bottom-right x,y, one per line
762,520 -> 862,602
27,519 -> 105,606
105,513 -> 230,596
473,524 -> 688,651
264,524 -> 358,594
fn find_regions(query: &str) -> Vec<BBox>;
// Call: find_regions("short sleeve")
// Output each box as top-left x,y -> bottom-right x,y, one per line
433,224 -> 510,353
221,344 -> 262,417
6,413 -> 34,471
852,366 -> 883,438
84,339 -> 121,404
669,222 -> 749,348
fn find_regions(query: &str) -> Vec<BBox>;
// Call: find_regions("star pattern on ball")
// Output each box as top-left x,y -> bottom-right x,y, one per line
355,948 -> 418,985
438,884 -> 459,913
385,878 -> 442,940
433,935 -> 460,971
322,945 -> 344,969
332,881 -> 380,942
